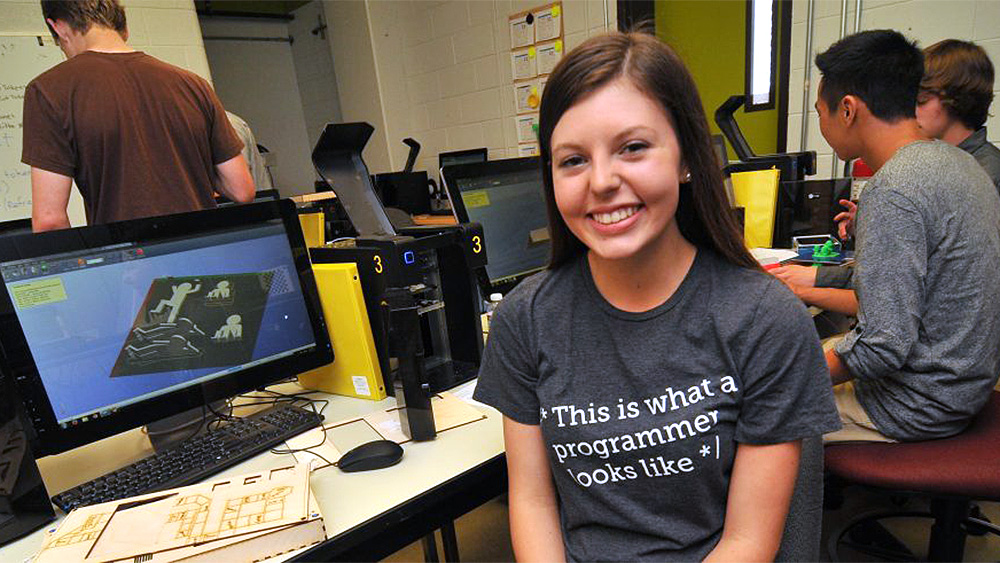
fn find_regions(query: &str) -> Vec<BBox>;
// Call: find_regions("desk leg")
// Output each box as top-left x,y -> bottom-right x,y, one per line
441,520 -> 460,562
422,533 -> 440,562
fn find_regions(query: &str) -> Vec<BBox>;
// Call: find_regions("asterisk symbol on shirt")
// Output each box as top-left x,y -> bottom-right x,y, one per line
700,444 -> 711,457
540,407 -> 548,420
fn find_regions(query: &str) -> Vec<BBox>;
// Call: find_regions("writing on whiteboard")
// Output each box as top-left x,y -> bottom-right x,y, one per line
0,36 -> 64,222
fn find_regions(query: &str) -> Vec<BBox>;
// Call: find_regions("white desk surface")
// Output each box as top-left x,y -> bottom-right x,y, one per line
0,380 -> 504,563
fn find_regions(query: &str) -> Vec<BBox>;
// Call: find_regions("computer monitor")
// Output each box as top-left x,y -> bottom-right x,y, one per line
0,200 -> 332,456
0,219 -> 32,238
215,188 -> 281,207
774,178 -> 853,248
441,157 -> 549,295
439,148 -> 488,171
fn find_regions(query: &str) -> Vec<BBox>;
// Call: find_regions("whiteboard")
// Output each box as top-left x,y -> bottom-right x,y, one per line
0,35 -> 86,227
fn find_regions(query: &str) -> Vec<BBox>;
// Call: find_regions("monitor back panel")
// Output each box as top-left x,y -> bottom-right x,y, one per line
438,148 -> 488,171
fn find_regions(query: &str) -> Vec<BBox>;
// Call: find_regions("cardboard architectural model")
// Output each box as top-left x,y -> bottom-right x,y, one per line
34,464 -> 324,562
111,273 -> 273,377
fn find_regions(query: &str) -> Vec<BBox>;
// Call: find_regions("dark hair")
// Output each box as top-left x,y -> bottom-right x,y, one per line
815,30 -> 923,122
922,39 -> 994,130
537,31 -> 757,271
41,0 -> 127,39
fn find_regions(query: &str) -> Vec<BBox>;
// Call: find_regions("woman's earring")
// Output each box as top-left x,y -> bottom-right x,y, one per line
682,171 -> 692,183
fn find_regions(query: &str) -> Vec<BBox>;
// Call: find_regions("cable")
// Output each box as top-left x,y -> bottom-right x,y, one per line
267,397 -> 332,464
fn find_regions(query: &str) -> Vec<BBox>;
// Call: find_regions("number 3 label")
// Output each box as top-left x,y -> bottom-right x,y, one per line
373,255 -> 383,274
471,235 -> 482,254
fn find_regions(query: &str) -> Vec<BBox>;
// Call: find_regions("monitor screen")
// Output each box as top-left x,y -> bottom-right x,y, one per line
774,178 -> 852,248
215,188 -> 281,207
0,201 -> 332,455
439,148 -> 488,170
441,157 -> 549,292
0,218 -> 32,238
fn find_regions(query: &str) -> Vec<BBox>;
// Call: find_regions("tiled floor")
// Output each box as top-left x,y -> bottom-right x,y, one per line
384,491 -> 999,562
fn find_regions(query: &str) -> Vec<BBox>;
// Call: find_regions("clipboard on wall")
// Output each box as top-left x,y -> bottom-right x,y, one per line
731,168 -> 781,248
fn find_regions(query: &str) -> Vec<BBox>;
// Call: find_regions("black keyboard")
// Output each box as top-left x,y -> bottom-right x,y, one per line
51,403 -> 323,512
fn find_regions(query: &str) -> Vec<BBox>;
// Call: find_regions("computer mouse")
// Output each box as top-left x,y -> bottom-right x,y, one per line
337,439 -> 404,472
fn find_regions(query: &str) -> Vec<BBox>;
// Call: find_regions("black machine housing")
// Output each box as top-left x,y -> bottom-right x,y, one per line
309,224 -> 487,397
0,362 -> 55,546
310,123 -> 488,429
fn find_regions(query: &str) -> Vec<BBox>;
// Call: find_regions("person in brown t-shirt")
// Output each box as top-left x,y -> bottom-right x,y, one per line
22,0 -> 255,232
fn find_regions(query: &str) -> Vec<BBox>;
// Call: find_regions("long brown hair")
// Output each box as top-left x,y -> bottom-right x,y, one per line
538,31 -> 758,271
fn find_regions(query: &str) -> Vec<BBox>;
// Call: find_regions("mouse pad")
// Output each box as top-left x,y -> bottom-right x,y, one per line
110,273 -> 273,377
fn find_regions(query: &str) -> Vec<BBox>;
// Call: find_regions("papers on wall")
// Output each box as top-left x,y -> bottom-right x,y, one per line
516,114 -> 539,144
534,6 -> 562,42
518,144 -> 539,157
511,48 -> 536,81
535,41 -> 561,74
509,14 -> 534,49
508,3 -> 564,157
514,81 -> 540,114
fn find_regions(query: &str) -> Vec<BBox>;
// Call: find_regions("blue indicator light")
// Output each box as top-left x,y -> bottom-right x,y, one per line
403,251 -> 415,264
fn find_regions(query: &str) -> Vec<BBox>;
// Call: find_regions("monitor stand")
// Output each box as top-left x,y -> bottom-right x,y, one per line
144,400 -> 226,452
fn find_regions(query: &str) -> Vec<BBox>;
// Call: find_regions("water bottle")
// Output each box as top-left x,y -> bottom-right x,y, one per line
482,293 -> 503,340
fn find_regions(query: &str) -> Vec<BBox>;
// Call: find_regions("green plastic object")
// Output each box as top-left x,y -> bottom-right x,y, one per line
813,240 -> 840,258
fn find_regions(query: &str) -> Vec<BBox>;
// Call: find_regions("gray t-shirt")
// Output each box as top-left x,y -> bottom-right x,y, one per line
835,140 -> 1000,441
475,250 -> 840,561
817,128 -> 1000,289
958,127 -> 1000,192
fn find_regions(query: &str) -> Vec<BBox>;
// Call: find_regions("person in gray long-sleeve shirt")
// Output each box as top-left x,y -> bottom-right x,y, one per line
784,39 -> 1000,297
815,30 -> 1000,442
918,39 -> 1000,191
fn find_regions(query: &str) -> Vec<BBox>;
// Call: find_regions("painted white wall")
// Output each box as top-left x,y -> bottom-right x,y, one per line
2,0 -> 211,226
289,1 -> 342,153
200,17 -> 315,195
325,0 -> 617,176
788,0 -> 1000,178
323,0 -> 393,174
2,0 -> 211,83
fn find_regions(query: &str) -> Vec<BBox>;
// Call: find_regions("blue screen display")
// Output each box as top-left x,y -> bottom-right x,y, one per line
3,225 -> 315,423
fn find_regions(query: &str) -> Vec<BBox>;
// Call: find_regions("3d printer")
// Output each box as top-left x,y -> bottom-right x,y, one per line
305,123 -> 487,439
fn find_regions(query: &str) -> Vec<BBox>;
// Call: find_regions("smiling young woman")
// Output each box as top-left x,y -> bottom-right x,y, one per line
472,30 -> 841,562
548,77 -> 694,311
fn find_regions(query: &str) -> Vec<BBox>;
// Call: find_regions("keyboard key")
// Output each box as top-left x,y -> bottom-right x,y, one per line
51,403 -> 322,512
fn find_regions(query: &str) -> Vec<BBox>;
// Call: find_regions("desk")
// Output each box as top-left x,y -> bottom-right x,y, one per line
0,380 -> 506,563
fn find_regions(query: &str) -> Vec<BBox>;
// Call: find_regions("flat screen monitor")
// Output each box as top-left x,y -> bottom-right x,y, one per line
0,218 -> 32,238
215,188 -> 281,207
438,148 -> 488,171
0,200 -> 332,456
441,157 -> 549,295
774,178 -> 853,248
